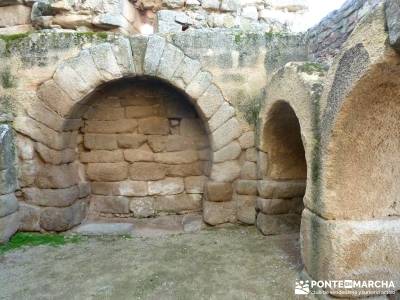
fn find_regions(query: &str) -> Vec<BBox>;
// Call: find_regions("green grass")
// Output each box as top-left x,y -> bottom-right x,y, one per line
0,232 -> 82,255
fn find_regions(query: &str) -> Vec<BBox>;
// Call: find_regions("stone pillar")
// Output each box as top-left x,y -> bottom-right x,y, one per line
0,124 -> 19,243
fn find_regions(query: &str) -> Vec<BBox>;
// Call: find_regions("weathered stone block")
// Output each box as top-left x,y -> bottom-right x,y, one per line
155,193 -> 201,213
85,106 -> 125,121
301,209 -> 400,294
80,150 -> 124,163
0,212 -> 20,243
35,143 -> 76,165
23,186 -> 79,207
257,180 -> 306,199
256,150 -> 268,179
40,199 -> 87,232
37,80 -> 75,117
16,135 -> 35,161
172,56 -> 201,86
129,36 -> 148,75
245,148 -> 257,162
210,160 -> 241,182
18,202 -> 41,232
36,163 -> 78,189
257,212 -> 300,235
130,197 -> 155,218
117,134 -> 147,148
211,118 -> 241,151
184,176 -> 206,193
236,195 -> 256,224
138,117 -> 170,135
129,162 -> 167,180
84,119 -> 138,133
180,119 -> 205,137
111,36 -> 135,75
0,167 -> 17,195
91,195 -> 130,214
238,131 -> 255,149
236,180 -> 258,195
166,162 -> 204,176
147,135 -> 196,152
148,177 -> 184,195
84,134 -> 118,150
87,162 -> 128,182
203,200 -> 236,225
154,150 -> 198,164
0,193 -> 18,218
240,161 -> 257,180
124,149 -> 154,162
125,105 -> 160,118
206,181 -> 233,202
0,5 -> 31,27
256,197 -> 303,215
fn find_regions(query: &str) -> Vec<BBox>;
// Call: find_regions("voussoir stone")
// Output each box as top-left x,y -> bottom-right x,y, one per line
196,84 -> 224,119
257,180 -> 306,199
37,80 -> 76,117
206,181 -> 233,202
89,43 -> 122,80
208,102 -> 235,132
157,43 -> 185,79
111,37 -> 135,75
185,71 -> 212,99
35,143 -> 76,165
148,177 -> 184,195
211,118 -> 241,151
144,35 -> 166,75
213,141 -> 241,163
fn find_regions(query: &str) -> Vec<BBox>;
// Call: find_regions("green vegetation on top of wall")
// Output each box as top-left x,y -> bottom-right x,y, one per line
0,232 -> 83,255
238,93 -> 263,127
297,62 -> 326,76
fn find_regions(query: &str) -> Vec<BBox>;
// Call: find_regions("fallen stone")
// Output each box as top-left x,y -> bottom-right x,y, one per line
74,223 -> 134,236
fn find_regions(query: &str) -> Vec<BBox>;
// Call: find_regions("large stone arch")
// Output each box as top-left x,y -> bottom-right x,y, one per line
257,62 -> 323,214
14,35 -> 243,231
301,6 -> 400,296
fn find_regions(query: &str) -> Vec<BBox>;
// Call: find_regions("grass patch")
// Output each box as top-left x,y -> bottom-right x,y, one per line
0,232 -> 82,255
238,93 -> 263,127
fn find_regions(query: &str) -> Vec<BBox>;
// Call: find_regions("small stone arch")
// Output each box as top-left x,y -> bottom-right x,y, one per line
14,35 -> 243,231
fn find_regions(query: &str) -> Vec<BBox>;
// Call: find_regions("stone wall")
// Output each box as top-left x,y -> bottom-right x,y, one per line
0,0 -> 309,35
80,79 -> 209,219
307,0 -> 383,64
